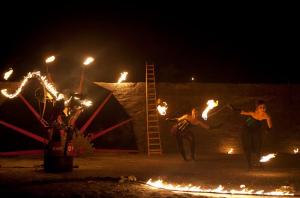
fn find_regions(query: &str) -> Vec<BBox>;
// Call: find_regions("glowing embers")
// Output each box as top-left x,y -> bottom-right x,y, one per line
146,179 -> 294,196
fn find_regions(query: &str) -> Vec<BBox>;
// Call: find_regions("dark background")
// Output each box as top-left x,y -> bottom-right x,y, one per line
0,2 -> 299,85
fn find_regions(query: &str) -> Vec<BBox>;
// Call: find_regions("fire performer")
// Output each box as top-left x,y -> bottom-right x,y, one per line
167,107 -> 221,161
229,100 -> 272,168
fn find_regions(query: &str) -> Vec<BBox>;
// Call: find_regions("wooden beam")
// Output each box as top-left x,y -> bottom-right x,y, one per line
0,120 -> 49,144
90,118 -> 132,141
80,92 -> 113,133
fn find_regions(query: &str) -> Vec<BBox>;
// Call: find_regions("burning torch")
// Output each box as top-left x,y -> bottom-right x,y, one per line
78,56 -> 94,93
117,71 -> 128,83
45,55 -> 55,83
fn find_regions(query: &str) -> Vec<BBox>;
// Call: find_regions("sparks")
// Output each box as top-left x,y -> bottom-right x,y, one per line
260,153 -> 276,163
146,179 -> 294,196
45,56 -> 55,63
202,99 -> 219,120
83,57 -> 94,66
3,68 -> 13,80
117,72 -> 128,83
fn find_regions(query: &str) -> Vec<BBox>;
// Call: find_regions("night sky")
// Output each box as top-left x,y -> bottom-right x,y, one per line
0,3 -> 299,85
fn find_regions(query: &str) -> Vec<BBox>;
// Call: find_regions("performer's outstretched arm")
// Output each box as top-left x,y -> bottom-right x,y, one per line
194,119 -> 210,130
240,111 -> 254,116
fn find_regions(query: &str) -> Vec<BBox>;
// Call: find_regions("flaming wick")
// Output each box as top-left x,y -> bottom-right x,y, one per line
202,99 -> 219,120
117,72 -> 128,83
45,56 -> 55,63
83,57 -> 94,66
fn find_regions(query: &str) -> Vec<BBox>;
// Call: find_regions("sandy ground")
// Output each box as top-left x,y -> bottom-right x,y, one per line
0,153 -> 300,198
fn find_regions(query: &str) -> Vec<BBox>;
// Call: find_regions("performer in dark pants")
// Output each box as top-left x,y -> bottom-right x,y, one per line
229,100 -> 272,168
169,108 -> 220,161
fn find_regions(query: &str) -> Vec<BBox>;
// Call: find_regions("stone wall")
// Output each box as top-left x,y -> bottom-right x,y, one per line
95,82 -> 300,154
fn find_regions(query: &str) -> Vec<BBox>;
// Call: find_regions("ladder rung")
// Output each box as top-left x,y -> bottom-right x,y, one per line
148,126 -> 159,128
148,120 -> 159,123
149,142 -> 161,145
148,131 -> 160,134
147,85 -> 155,88
149,149 -> 161,152
148,107 -> 157,110
147,95 -> 156,97
148,119 -> 159,122
149,137 -> 160,140
149,146 -> 161,149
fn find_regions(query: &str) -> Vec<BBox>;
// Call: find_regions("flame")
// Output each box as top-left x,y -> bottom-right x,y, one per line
260,153 -> 276,163
80,99 -> 92,107
3,68 -> 13,80
202,99 -> 219,120
117,72 -> 128,83
45,56 -> 55,63
83,57 -> 94,65
146,179 -> 294,196
157,102 -> 168,116
1,70 -> 91,106
294,148 -> 299,154
1,71 -> 63,100
227,148 -> 234,154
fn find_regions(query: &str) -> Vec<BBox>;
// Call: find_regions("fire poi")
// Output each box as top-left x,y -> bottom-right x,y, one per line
157,99 -> 168,116
202,99 -> 219,120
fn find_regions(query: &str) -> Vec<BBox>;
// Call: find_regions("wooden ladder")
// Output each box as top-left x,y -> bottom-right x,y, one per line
146,64 -> 162,155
